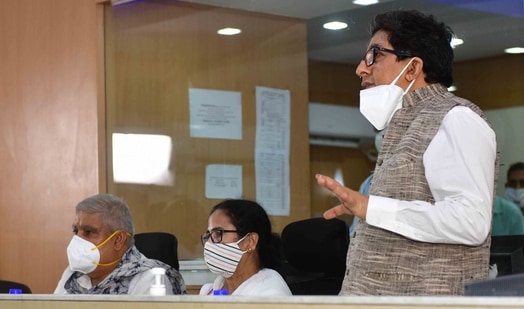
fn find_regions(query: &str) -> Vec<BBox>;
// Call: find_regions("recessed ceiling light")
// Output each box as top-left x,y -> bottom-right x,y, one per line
353,0 -> 379,5
505,47 -> 524,54
323,21 -> 348,30
450,37 -> 463,48
217,28 -> 242,36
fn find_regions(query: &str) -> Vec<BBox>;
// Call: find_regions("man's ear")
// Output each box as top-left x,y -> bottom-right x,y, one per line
114,231 -> 128,251
406,57 -> 424,82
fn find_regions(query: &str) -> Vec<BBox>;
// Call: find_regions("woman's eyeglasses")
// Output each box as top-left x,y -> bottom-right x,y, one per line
201,228 -> 238,246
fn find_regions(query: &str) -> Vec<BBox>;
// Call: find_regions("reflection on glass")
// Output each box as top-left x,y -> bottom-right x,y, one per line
112,133 -> 174,186
334,168 -> 345,186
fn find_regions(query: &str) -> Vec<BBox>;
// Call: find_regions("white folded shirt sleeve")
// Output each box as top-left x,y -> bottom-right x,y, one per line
365,106 -> 496,246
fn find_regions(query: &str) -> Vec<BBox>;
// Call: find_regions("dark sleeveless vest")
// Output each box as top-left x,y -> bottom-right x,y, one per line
340,83 -> 499,295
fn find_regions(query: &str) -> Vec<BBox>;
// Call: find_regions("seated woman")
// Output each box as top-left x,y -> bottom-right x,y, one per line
200,199 -> 292,296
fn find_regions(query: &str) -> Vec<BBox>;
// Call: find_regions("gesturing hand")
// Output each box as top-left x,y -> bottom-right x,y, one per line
316,174 -> 369,220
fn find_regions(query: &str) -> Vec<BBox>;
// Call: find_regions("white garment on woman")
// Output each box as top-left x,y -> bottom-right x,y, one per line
365,106 -> 496,246
199,268 -> 292,296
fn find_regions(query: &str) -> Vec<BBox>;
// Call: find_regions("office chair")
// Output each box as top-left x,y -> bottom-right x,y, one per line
134,232 -> 179,271
279,217 -> 349,295
465,272 -> 524,296
0,280 -> 32,294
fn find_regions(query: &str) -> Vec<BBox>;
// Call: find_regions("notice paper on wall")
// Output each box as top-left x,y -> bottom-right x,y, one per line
189,88 -> 242,140
205,164 -> 243,199
255,86 -> 290,216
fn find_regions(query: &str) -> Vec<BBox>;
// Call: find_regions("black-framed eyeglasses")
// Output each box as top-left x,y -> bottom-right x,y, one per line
362,46 -> 414,67
201,228 -> 238,246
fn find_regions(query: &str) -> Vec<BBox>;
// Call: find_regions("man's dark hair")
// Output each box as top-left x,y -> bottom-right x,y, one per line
507,162 -> 524,179
370,9 -> 454,87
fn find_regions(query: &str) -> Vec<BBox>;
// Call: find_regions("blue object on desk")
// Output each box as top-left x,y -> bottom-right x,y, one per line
213,289 -> 228,296
9,288 -> 22,294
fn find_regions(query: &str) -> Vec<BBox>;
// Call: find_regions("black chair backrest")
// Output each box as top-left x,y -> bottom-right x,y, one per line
280,217 -> 349,295
134,232 -> 179,271
281,217 -> 349,273
0,280 -> 32,294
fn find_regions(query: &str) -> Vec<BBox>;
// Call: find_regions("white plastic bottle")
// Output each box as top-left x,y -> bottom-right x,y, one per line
149,267 -> 167,296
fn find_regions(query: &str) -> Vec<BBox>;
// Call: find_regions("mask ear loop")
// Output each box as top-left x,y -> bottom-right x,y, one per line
92,230 -> 123,251
403,78 -> 417,94
231,233 -> 251,254
384,58 -> 417,127
91,230 -> 132,267
235,233 -> 250,243
95,258 -> 122,267
390,57 -> 416,92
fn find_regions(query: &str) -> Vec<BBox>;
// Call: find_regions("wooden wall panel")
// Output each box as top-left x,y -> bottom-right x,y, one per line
0,0 -> 102,293
453,54 -> 524,110
105,1 -> 310,260
308,60 -> 361,106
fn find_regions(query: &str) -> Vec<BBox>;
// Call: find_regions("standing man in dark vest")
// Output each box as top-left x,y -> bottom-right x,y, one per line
316,10 -> 498,295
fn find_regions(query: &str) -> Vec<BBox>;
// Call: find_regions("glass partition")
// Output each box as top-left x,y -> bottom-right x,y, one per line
104,0 -> 311,259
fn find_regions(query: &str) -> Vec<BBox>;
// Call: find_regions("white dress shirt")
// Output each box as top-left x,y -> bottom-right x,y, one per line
365,106 -> 496,246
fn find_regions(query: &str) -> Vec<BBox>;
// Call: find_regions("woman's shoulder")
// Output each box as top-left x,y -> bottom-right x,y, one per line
236,268 -> 292,296
257,268 -> 284,278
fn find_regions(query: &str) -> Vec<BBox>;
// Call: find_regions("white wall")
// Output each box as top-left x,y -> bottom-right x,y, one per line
485,106 -> 524,196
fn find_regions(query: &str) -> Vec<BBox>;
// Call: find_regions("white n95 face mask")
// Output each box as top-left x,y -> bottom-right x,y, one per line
67,235 -> 101,274
360,58 -> 416,130
203,234 -> 248,279
66,230 -> 122,274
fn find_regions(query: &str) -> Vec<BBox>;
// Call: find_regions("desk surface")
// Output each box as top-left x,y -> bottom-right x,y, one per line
1,294 -> 524,309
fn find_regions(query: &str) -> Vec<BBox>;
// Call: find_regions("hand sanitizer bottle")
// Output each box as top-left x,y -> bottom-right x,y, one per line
149,267 -> 167,296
